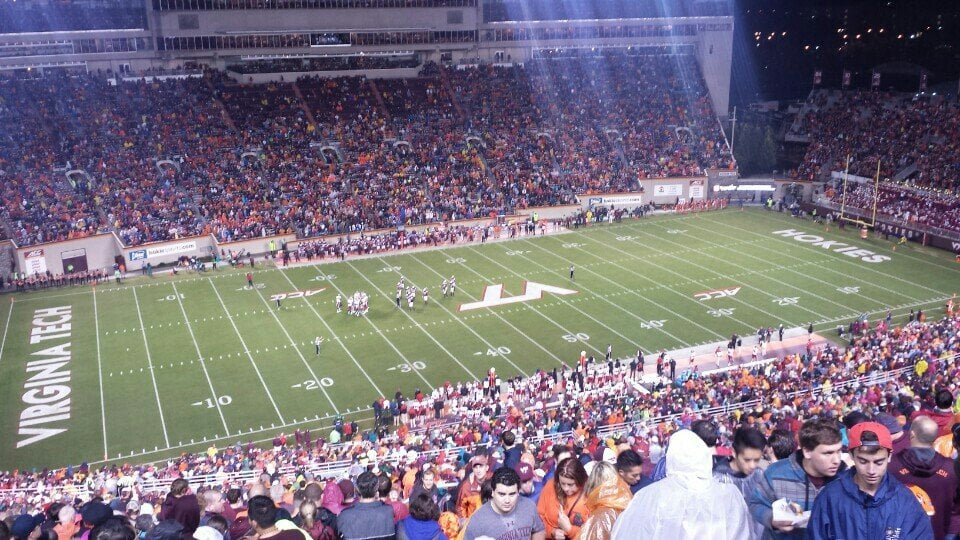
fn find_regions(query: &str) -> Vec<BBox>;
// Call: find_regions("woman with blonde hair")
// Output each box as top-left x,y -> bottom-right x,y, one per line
576,462 -> 632,540
297,501 -> 333,540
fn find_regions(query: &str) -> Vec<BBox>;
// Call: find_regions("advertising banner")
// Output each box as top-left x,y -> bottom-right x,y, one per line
128,240 -> 198,261
652,184 -> 683,197
24,248 -> 47,275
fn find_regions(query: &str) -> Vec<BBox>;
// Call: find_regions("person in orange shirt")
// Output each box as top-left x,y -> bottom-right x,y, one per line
537,458 -> 590,540
455,455 -> 489,519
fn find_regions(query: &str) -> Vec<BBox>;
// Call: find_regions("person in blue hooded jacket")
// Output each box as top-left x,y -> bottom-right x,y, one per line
807,422 -> 932,540
397,493 -> 447,540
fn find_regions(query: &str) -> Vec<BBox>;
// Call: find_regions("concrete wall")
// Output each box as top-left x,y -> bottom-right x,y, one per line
16,234 -> 122,275
8,183 -> 705,278
696,21 -> 734,118
156,7 -> 478,35
228,67 -> 421,84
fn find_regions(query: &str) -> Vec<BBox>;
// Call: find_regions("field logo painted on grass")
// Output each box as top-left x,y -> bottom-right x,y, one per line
771,229 -> 891,263
269,287 -> 326,302
457,281 -> 577,312
695,287 -> 741,301
17,306 -> 73,448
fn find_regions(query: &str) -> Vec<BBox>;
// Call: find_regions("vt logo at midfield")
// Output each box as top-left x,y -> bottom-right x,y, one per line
458,281 -> 578,312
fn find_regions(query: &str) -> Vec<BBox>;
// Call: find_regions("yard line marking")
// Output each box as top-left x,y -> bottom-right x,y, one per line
401,254 -> 566,372
518,240 -> 723,344
131,288 -> 171,448
714,212 -> 953,298
519,239 -> 711,343
250,286 -> 339,413
92,290 -> 109,459
207,278 -> 286,424
588,227 -> 832,323
273,269 -> 384,398
172,283 -> 231,435
670,217 -> 926,308
312,266 -> 435,391
377,257 -> 530,377
0,299 -> 12,369
348,260 -> 480,381
464,246 -> 619,358
526,232 -> 751,336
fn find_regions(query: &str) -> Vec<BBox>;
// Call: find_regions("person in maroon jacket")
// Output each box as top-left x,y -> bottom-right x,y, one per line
890,416 -> 960,540
912,389 -> 958,438
159,478 -> 201,539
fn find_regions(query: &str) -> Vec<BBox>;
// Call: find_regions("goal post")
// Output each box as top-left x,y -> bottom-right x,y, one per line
837,156 -> 880,229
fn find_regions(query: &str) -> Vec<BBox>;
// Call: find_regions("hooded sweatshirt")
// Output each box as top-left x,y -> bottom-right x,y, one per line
890,447 -> 959,539
808,468 -> 933,539
396,517 -> 447,540
610,430 -> 754,540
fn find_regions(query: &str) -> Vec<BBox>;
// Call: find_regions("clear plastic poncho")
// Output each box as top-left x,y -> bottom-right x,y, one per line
610,430 -> 755,540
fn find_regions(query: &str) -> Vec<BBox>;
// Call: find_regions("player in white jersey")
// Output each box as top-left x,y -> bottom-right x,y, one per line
347,295 -> 355,315
422,287 -> 429,305
441,279 -> 449,297
449,276 -> 456,296
407,287 -> 415,310
335,294 -> 342,313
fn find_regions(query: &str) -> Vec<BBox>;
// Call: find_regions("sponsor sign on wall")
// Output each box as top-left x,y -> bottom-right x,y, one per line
690,180 -> 705,199
652,184 -> 683,197
129,241 -> 198,261
24,248 -> 47,275
585,193 -> 644,208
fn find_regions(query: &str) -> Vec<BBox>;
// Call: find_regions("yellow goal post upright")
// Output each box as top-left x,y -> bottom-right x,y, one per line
837,155 -> 881,230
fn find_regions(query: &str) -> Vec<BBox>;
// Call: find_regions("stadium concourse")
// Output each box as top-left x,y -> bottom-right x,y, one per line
0,309 -> 958,538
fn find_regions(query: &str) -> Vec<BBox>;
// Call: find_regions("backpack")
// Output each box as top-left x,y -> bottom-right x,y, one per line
315,507 -> 338,535
306,521 -> 336,540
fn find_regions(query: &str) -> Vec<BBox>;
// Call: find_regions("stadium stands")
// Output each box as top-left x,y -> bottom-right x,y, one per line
1,312 -> 956,520
793,90 -> 960,189
0,53 -> 733,248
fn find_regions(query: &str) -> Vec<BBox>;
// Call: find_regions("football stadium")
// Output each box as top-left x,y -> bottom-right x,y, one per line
0,1 -> 958,539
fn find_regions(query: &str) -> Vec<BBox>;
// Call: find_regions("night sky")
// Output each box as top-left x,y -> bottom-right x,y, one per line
733,0 -> 960,104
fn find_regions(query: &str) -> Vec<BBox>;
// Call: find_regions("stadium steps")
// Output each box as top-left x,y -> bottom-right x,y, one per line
0,240 -> 12,282
204,76 -> 238,131
438,68 -> 467,122
367,79 -> 391,120
602,127 -> 631,170
290,81 -> 318,126
0,219 -> 14,243
893,162 -> 918,182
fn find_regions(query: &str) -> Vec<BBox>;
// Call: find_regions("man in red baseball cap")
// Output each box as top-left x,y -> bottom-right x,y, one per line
808,422 -> 933,539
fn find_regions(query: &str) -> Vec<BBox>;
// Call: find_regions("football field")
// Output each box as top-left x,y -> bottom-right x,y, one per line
1,208 -> 957,469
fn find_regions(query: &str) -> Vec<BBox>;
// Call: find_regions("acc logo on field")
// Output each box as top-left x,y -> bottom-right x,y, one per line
694,287 -> 741,301
269,287 -> 326,302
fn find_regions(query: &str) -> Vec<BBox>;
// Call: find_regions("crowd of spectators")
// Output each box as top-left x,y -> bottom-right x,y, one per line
0,54 -> 733,249
1,309 -> 958,538
826,181 -> 960,234
792,90 -> 960,189
791,90 -> 960,234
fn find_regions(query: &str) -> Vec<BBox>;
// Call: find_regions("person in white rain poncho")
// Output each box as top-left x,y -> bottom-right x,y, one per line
610,429 -> 754,540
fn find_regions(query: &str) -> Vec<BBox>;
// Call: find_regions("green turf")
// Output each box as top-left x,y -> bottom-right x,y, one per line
1,208 -> 957,469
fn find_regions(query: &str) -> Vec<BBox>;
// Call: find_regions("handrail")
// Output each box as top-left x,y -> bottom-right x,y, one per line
133,363 -> 922,493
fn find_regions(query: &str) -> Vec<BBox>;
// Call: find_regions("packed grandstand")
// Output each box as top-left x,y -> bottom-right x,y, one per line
2,0 -> 960,539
